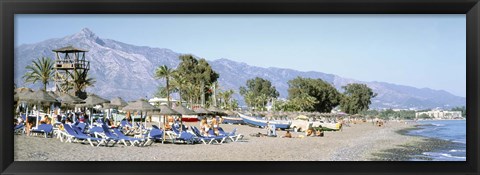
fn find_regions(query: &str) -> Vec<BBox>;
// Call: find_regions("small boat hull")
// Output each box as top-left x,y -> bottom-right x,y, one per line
222,116 -> 245,125
238,113 -> 291,129
181,116 -> 199,122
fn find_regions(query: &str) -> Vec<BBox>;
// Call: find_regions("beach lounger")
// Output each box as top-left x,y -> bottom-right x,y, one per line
14,123 -> 25,134
218,127 -> 244,142
63,124 -> 108,147
74,122 -> 87,133
190,126 -> 222,144
174,131 -> 198,144
143,128 -> 164,146
30,124 -> 53,138
108,125 -> 145,146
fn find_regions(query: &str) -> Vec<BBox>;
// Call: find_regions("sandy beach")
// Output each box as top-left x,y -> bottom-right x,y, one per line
14,121 -> 429,161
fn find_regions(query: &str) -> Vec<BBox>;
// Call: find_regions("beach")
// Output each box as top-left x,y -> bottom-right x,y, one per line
14,121 -> 431,161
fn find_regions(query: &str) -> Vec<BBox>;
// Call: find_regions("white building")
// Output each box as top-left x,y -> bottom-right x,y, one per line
415,110 -> 463,119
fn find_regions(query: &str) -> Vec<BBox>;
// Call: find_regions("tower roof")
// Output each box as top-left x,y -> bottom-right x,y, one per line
52,46 -> 88,53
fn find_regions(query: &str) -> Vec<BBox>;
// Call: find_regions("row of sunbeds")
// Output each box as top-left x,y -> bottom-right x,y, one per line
14,120 -> 244,147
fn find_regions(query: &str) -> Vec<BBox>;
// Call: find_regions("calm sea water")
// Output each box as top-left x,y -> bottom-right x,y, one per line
407,120 -> 466,161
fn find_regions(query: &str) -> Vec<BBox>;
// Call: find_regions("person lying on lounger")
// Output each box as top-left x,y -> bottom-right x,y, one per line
40,115 -> 51,125
281,130 -> 293,138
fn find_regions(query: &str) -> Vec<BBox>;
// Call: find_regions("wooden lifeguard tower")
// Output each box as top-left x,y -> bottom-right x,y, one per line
52,46 -> 90,98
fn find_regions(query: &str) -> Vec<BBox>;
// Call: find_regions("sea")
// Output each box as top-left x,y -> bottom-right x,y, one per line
407,120 -> 466,161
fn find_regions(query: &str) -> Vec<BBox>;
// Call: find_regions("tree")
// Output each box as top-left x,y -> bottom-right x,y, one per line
175,54 -> 219,106
71,69 -> 96,98
153,86 -> 168,98
239,77 -> 279,111
287,77 -> 341,112
154,65 -> 175,107
171,72 -> 187,103
22,57 -> 54,91
340,83 -> 377,114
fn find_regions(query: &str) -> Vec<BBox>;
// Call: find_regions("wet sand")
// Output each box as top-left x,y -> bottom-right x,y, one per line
14,121 -> 426,161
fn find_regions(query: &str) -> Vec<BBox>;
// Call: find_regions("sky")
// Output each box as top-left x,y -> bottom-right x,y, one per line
15,14 -> 466,97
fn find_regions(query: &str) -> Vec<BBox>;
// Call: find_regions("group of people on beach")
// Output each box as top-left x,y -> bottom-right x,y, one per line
281,127 -> 324,138
199,116 -> 223,136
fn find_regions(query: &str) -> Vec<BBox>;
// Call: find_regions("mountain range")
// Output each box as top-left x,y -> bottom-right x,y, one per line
14,28 -> 466,110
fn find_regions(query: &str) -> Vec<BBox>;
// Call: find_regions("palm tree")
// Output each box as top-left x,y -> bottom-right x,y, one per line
154,65 -> 174,107
71,69 -> 95,98
171,72 -> 187,103
22,57 -> 54,91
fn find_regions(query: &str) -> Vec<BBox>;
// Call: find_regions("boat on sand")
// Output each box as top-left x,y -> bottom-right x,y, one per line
238,113 -> 291,129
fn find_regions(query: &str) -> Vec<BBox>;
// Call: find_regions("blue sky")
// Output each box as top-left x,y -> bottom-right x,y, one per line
15,14 -> 466,97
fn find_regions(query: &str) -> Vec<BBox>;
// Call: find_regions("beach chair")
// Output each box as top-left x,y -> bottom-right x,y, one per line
120,120 -> 134,134
190,126 -> 223,144
13,123 -> 25,135
108,125 -> 145,146
88,126 -> 106,138
152,125 -> 161,130
74,122 -> 87,133
62,124 -> 108,147
174,131 -> 198,144
143,128 -> 164,146
218,127 -> 244,142
30,124 -> 53,138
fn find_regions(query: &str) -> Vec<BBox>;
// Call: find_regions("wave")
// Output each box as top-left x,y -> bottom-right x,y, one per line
431,123 -> 446,127
451,140 -> 466,144
422,152 -> 466,160
449,149 -> 466,153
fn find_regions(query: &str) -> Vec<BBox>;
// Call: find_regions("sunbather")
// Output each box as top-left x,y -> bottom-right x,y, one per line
200,118 -> 211,136
315,129 -> 324,137
25,119 -> 34,136
282,130 -> 292,138
40,115 -> 51,125
211,117 -> 219,136
306,128 -> 314,136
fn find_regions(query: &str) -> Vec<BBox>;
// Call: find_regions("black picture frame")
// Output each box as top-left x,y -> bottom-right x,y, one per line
1,0 -> 479,175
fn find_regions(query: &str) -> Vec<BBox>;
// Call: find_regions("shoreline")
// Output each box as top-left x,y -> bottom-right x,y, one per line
367,124 -> 459,161
14,121 -> 439,161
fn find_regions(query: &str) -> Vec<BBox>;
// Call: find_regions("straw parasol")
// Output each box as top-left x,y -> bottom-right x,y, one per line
110,97 -> 128,108
15,88 -> 34,114
105,97 -> 128,123
193,106 -> 212,116
122,99 -> 158,132
172,105 -> 197,131
207,106 -> 227,116
23,89 -> 58,128
57,93 -> 83,105
155,104 -> 181,143
82,94 -> 110,124
83,94 -> 109,107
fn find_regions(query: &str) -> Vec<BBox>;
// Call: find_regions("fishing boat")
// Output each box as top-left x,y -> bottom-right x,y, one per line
222,116 -> 245,125
238,113 -> 291,129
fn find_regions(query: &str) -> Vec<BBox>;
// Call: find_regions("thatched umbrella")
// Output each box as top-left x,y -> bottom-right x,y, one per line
83,94 -> 110,124
156,104 -> 181,143
122,99 -> 158,133
57,93 -> 83,105
110,97 -> 128,107
106,97 -> 128,124
207,106 -> 227,116
173,105 -> 197,131
193,106 -> 212,116
23,90 -> 58,127
15,88 -> 35,115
